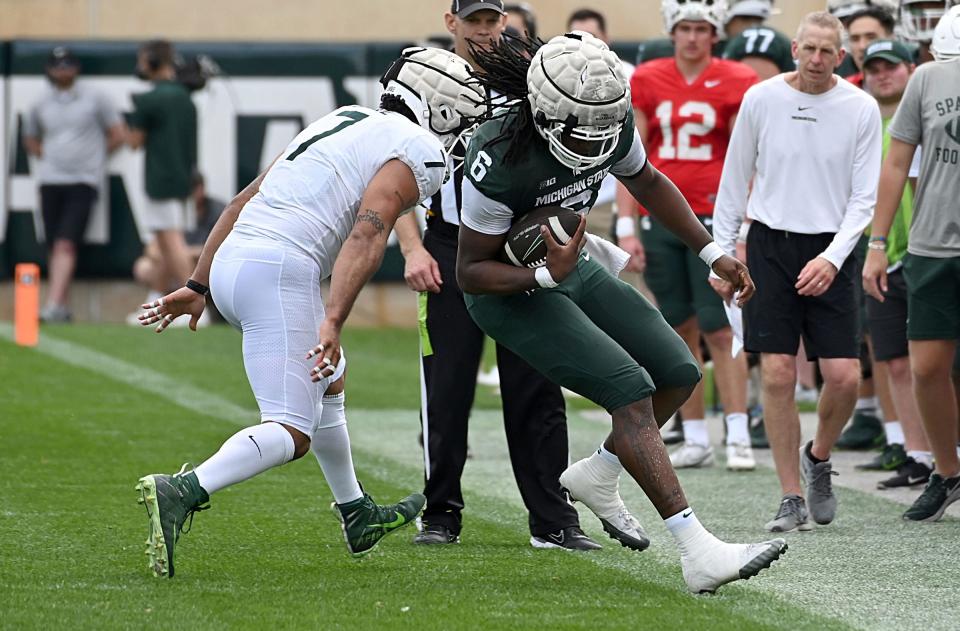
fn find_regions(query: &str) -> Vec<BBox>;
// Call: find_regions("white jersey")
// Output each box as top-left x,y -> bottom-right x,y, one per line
233,105 -> 446,278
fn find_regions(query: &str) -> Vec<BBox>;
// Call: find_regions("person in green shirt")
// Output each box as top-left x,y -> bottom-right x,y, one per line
857,40 -> 933,488
128,39 -> 197,296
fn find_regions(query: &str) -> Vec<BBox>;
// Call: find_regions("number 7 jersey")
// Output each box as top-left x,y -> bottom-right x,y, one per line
232,105 -> 446,278
630,58 -> 757,215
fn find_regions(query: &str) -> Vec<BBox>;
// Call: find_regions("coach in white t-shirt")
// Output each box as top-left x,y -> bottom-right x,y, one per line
713,11 -> 882,533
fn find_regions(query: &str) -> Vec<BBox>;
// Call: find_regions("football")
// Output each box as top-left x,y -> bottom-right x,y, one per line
502,206 -> 582,268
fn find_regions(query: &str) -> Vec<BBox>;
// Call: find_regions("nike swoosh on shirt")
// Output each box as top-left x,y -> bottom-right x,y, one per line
705,80 -> 721,88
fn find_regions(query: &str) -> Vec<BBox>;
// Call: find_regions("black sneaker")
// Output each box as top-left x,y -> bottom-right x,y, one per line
662,413 -> 684,445
902,473 -> 960,522
750,415 -> 769,449
835,410 -> 885,450
877,458 -> 933,490
856,443 -> 907,471
413,523 -> 460,545
530,526 -> 602,551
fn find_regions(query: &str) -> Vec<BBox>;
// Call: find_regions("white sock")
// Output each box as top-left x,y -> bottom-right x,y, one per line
664,508 -> 718,556
908,450 -> 933,468
311,392 -> 363,505
855,396 -> 878,411
586,444 -> 623,483
194,422 -> 295,495
682,420 -> 709,447
596,443 -> 622,468
883,421 -> 904,446
725,413 -> 750,446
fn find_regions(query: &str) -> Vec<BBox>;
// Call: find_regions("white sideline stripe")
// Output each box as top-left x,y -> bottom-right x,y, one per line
0,323 -> 254,425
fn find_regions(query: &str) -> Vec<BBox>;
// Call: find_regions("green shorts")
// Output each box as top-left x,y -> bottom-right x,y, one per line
640,215 -> 728,332
903,253 -> 960,341
464,256 -> 701,412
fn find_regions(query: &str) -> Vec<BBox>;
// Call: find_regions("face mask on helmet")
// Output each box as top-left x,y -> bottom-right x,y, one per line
900,0 -> 957,42
661,0 -> 728,35
527,32 -> 630,173
380,47 -> 487,177
932,4 -> 960,59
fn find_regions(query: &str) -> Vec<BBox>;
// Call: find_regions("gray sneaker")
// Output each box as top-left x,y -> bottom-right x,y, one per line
800,441 -> 838,525
765,494 -> 814,532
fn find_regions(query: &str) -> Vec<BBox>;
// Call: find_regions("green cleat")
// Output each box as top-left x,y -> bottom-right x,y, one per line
332,492 -> 425,558
135,464 -> 210,578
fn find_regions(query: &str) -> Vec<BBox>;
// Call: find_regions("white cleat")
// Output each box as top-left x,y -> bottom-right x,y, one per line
725,442 -> 756,471
560,458 -> 650,551
682,538 -> 788,594
670,443 -> 715,468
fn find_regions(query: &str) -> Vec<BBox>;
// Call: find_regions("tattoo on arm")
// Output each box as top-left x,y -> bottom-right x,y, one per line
357,209 -> 385,236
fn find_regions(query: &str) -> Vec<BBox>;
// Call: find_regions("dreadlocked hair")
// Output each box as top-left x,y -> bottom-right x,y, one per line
468,33 -> 543,164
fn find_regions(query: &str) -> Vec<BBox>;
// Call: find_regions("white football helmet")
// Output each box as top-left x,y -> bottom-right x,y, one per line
900,0 -> 959,41
932,4 -> 960,58
828,0 -> 898,20
527,32 -> 630,173
662,0 -> 728,34
380,47 -> 486,154
726,0 -> 777,22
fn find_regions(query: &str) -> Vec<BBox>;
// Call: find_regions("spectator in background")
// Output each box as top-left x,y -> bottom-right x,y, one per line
714,11 -> 882,532
725,0 -> 780,39
23,46 -> 125,323
127,39 -> 197,303
844,6 -> 897,86
129,173 -> 222,326
504,2 -> 537,40
861,6 -> 960,521
855,40 -> 933,488
724,25 -> 797,79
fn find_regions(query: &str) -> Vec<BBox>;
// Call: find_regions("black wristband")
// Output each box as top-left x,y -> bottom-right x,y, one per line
185,279 -> 209,296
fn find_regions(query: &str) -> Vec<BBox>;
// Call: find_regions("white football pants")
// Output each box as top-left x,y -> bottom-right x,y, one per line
210,233 -> 345,436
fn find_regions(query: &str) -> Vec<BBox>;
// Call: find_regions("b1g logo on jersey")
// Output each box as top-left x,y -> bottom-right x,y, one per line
655,100 -> 717,161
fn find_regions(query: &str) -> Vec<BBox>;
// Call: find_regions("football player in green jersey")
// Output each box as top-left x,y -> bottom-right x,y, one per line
456,32 -> 787,594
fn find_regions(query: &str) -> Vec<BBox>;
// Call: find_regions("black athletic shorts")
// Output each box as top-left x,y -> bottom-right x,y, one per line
865,267 -> 908,361
40,183 -> 97,245
743,221 -> 860,360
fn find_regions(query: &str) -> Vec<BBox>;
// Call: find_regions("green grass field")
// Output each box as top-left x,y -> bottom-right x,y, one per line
1,323 -> 958,630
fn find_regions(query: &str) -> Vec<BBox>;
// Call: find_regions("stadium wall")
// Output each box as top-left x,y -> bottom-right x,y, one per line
0,1 -> 827,43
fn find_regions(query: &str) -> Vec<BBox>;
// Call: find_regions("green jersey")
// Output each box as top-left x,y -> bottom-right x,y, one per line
130,80 -> 197,199
723,27 -> 795,73
461,108 -> 647,235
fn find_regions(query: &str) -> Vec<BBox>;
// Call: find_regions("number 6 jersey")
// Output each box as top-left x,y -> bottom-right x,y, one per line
232,105 -> 446,278
630,58 -> 757,216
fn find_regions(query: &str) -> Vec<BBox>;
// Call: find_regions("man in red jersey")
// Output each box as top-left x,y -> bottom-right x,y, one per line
620,0 -> 758,471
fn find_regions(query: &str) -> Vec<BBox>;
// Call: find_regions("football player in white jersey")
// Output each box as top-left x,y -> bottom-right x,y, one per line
132,47 -> 486,578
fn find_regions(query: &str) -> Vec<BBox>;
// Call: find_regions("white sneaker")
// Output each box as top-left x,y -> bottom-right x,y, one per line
725,442 -> 756,471
559,458 -> 650,551
681,537 -> 788,594
670,443 -> 715,468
